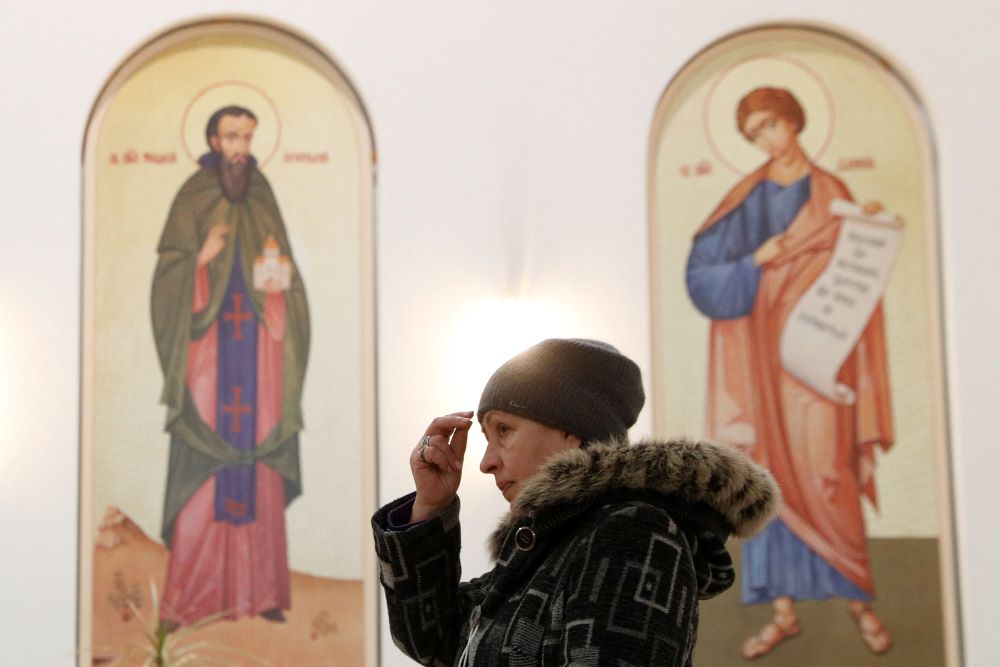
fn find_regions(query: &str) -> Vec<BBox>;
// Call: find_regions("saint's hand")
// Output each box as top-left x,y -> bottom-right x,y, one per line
264,277 -> 282,295
411,411 -> 473,522
753,233 -> 786,267
197,223 -> 230,267
862,200 -> 885,215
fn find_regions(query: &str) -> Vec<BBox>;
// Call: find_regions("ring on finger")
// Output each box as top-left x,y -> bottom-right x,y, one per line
419,435 -> 431,463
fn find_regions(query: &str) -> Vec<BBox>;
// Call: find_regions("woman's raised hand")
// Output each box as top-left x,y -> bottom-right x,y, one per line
411,411 -> 474,522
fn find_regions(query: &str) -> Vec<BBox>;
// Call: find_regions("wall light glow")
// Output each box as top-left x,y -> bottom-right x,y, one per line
440,296 -> 576,494
444,296 -> 576,414
0,296 -> 35,490
439,298 -> 579,528
0,323 -> 6,479
0,317 -> 19,487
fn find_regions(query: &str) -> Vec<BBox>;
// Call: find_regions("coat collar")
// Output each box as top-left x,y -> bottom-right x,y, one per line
488,438 -> 780,560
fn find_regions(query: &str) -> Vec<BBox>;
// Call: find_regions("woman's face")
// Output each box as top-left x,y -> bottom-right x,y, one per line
742,110 -> 798,159
479,410 -> 582,505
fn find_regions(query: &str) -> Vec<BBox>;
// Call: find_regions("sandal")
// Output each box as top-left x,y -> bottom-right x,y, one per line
852,609 -> 892,655
741,619 -> 802,660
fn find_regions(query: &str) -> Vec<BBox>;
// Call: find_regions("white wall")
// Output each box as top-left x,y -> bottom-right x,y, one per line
1,1 -> 997,665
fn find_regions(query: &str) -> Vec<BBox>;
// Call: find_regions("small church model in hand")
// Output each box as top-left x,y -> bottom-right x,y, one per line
253,235 -> 292,291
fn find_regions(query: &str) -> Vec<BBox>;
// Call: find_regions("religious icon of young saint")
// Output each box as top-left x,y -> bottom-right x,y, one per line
150,105 -> 310,628
684,86 -> 895,659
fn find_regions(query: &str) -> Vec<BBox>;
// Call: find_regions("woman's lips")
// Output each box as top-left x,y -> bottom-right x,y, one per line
498,481 -> 515,497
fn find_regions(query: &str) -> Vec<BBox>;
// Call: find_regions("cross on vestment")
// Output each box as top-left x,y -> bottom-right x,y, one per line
223,293 -> 254,341
224,498 -> 248,517
223,386 -> 252,434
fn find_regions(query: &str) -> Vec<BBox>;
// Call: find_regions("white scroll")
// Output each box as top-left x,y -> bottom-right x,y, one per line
779,199 -> 904,404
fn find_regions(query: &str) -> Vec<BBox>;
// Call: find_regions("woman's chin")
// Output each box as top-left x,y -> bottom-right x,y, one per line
501,483 -> 517,503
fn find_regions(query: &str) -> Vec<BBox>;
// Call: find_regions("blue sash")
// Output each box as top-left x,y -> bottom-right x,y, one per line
213,243 -> 258,525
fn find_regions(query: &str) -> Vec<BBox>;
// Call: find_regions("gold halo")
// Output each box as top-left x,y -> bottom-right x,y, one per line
703,53 -> 835,175
180,80 -> 281,166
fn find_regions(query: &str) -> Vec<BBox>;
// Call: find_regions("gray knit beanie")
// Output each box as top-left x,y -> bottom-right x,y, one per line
477,338 -> 644,445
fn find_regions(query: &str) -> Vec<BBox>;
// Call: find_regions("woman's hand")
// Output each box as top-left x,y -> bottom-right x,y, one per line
753,233 -> 786,267
411,411 -> 474,522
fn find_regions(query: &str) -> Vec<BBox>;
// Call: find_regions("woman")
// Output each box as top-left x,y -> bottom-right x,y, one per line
372,338 -> 779,666
685,87 -> 895,658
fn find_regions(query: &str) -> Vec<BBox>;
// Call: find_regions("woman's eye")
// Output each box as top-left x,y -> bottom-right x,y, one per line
498,424 -> 510,437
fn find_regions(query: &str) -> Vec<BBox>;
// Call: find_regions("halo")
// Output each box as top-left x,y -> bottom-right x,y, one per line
703,53 -> 835,175
180,80 -> 281,166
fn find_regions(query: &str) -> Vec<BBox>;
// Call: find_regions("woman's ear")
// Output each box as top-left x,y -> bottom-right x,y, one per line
563,432 -> 583,448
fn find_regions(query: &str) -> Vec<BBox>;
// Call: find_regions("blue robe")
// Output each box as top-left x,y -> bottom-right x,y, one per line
687,176 -> 809,319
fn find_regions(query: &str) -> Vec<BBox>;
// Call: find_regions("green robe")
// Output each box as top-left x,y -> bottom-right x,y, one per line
151,165 -> 310,546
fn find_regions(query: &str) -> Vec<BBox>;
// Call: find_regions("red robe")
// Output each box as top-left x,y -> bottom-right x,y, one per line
698,163 -> 894,594
160,265 -> 290,624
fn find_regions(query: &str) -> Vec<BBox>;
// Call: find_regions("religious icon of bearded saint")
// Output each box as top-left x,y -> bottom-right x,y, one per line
150,105 -> 310,630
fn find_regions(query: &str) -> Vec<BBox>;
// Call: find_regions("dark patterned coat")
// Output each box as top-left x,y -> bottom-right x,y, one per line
372,438 -> 780,666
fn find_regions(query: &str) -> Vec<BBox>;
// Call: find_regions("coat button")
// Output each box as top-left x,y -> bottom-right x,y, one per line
515,526 -> 535,551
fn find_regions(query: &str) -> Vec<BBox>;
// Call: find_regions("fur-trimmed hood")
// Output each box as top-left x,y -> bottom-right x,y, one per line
489,437 -> 780,560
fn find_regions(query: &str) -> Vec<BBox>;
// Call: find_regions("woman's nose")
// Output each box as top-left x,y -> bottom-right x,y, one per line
480,446 -> 498,474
